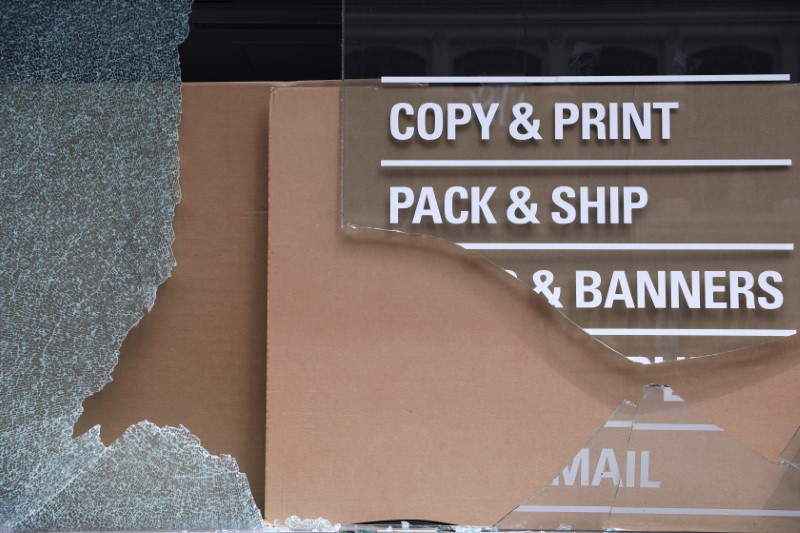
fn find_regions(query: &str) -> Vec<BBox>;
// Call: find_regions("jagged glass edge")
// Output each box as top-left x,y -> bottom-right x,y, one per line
0,1 -> 262,530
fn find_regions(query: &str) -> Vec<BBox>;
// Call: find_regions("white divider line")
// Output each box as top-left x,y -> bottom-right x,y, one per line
381,74 -> 791,84
633,423 -> 723,431
603,421 -> 633,428
585,328 -> 797,337
456,243 -> 794,251
380,159 -> 791,168
604,421 -> 722,431
513,505 -> 800,517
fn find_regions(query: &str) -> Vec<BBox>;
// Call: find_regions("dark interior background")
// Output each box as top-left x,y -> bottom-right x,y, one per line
180,0 -> 800,82
180,0 -> 341,81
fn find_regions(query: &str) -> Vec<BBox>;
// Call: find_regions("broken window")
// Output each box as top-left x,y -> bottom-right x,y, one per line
0,1 -> 262,530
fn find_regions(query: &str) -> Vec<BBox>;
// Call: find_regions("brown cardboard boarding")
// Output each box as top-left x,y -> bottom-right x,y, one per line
266,85 -> 800,525
75,83 -> 276,511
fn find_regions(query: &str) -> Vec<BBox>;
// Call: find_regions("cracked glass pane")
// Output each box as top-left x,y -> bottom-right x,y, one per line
495,385 -> 800,532
1,1 -> 262,530
493,399 -> 638,531
782,427 -> 800,472
13,424 -> 260,532
342,2 -> 800,361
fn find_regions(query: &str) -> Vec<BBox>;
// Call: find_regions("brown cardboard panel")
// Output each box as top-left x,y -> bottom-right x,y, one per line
75,83 -> 272,511
266,85 -> 800,525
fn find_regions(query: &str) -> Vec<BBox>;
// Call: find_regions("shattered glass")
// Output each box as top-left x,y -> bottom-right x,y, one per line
495,385 -> 800,532
283,516 -> 339,531
13,424 -> 259,532
1,1 -> 262,530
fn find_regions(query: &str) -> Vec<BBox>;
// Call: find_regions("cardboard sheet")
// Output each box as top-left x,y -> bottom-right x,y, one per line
68,81 -> 800,526
266,85 -> 800,525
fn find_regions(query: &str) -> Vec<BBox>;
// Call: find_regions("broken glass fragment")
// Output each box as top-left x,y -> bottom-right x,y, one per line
781,426 -> 800,472
495,385 -> 800,532
1,1 -> 262,530
13,424 -> 261,532
284,516 -> 339,531
342,3 -> 800,361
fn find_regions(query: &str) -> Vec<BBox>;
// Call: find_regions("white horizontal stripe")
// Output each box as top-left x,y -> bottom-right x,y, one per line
603,421 -> 722,431
381,74 -> 791,84
515,505 -> 612,514
634,423 -> 723,431
456,242 -> 794,251
513,505 -> 800,517
380,159 -> 791,168
585,328 -> 796,337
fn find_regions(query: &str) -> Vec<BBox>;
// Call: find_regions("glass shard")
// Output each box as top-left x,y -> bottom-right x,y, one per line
14,423 -> 262,532
284,516 -> 338,531
781,426 -> 800,472
495,385 -> 800,532
1,1 -> 262,530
